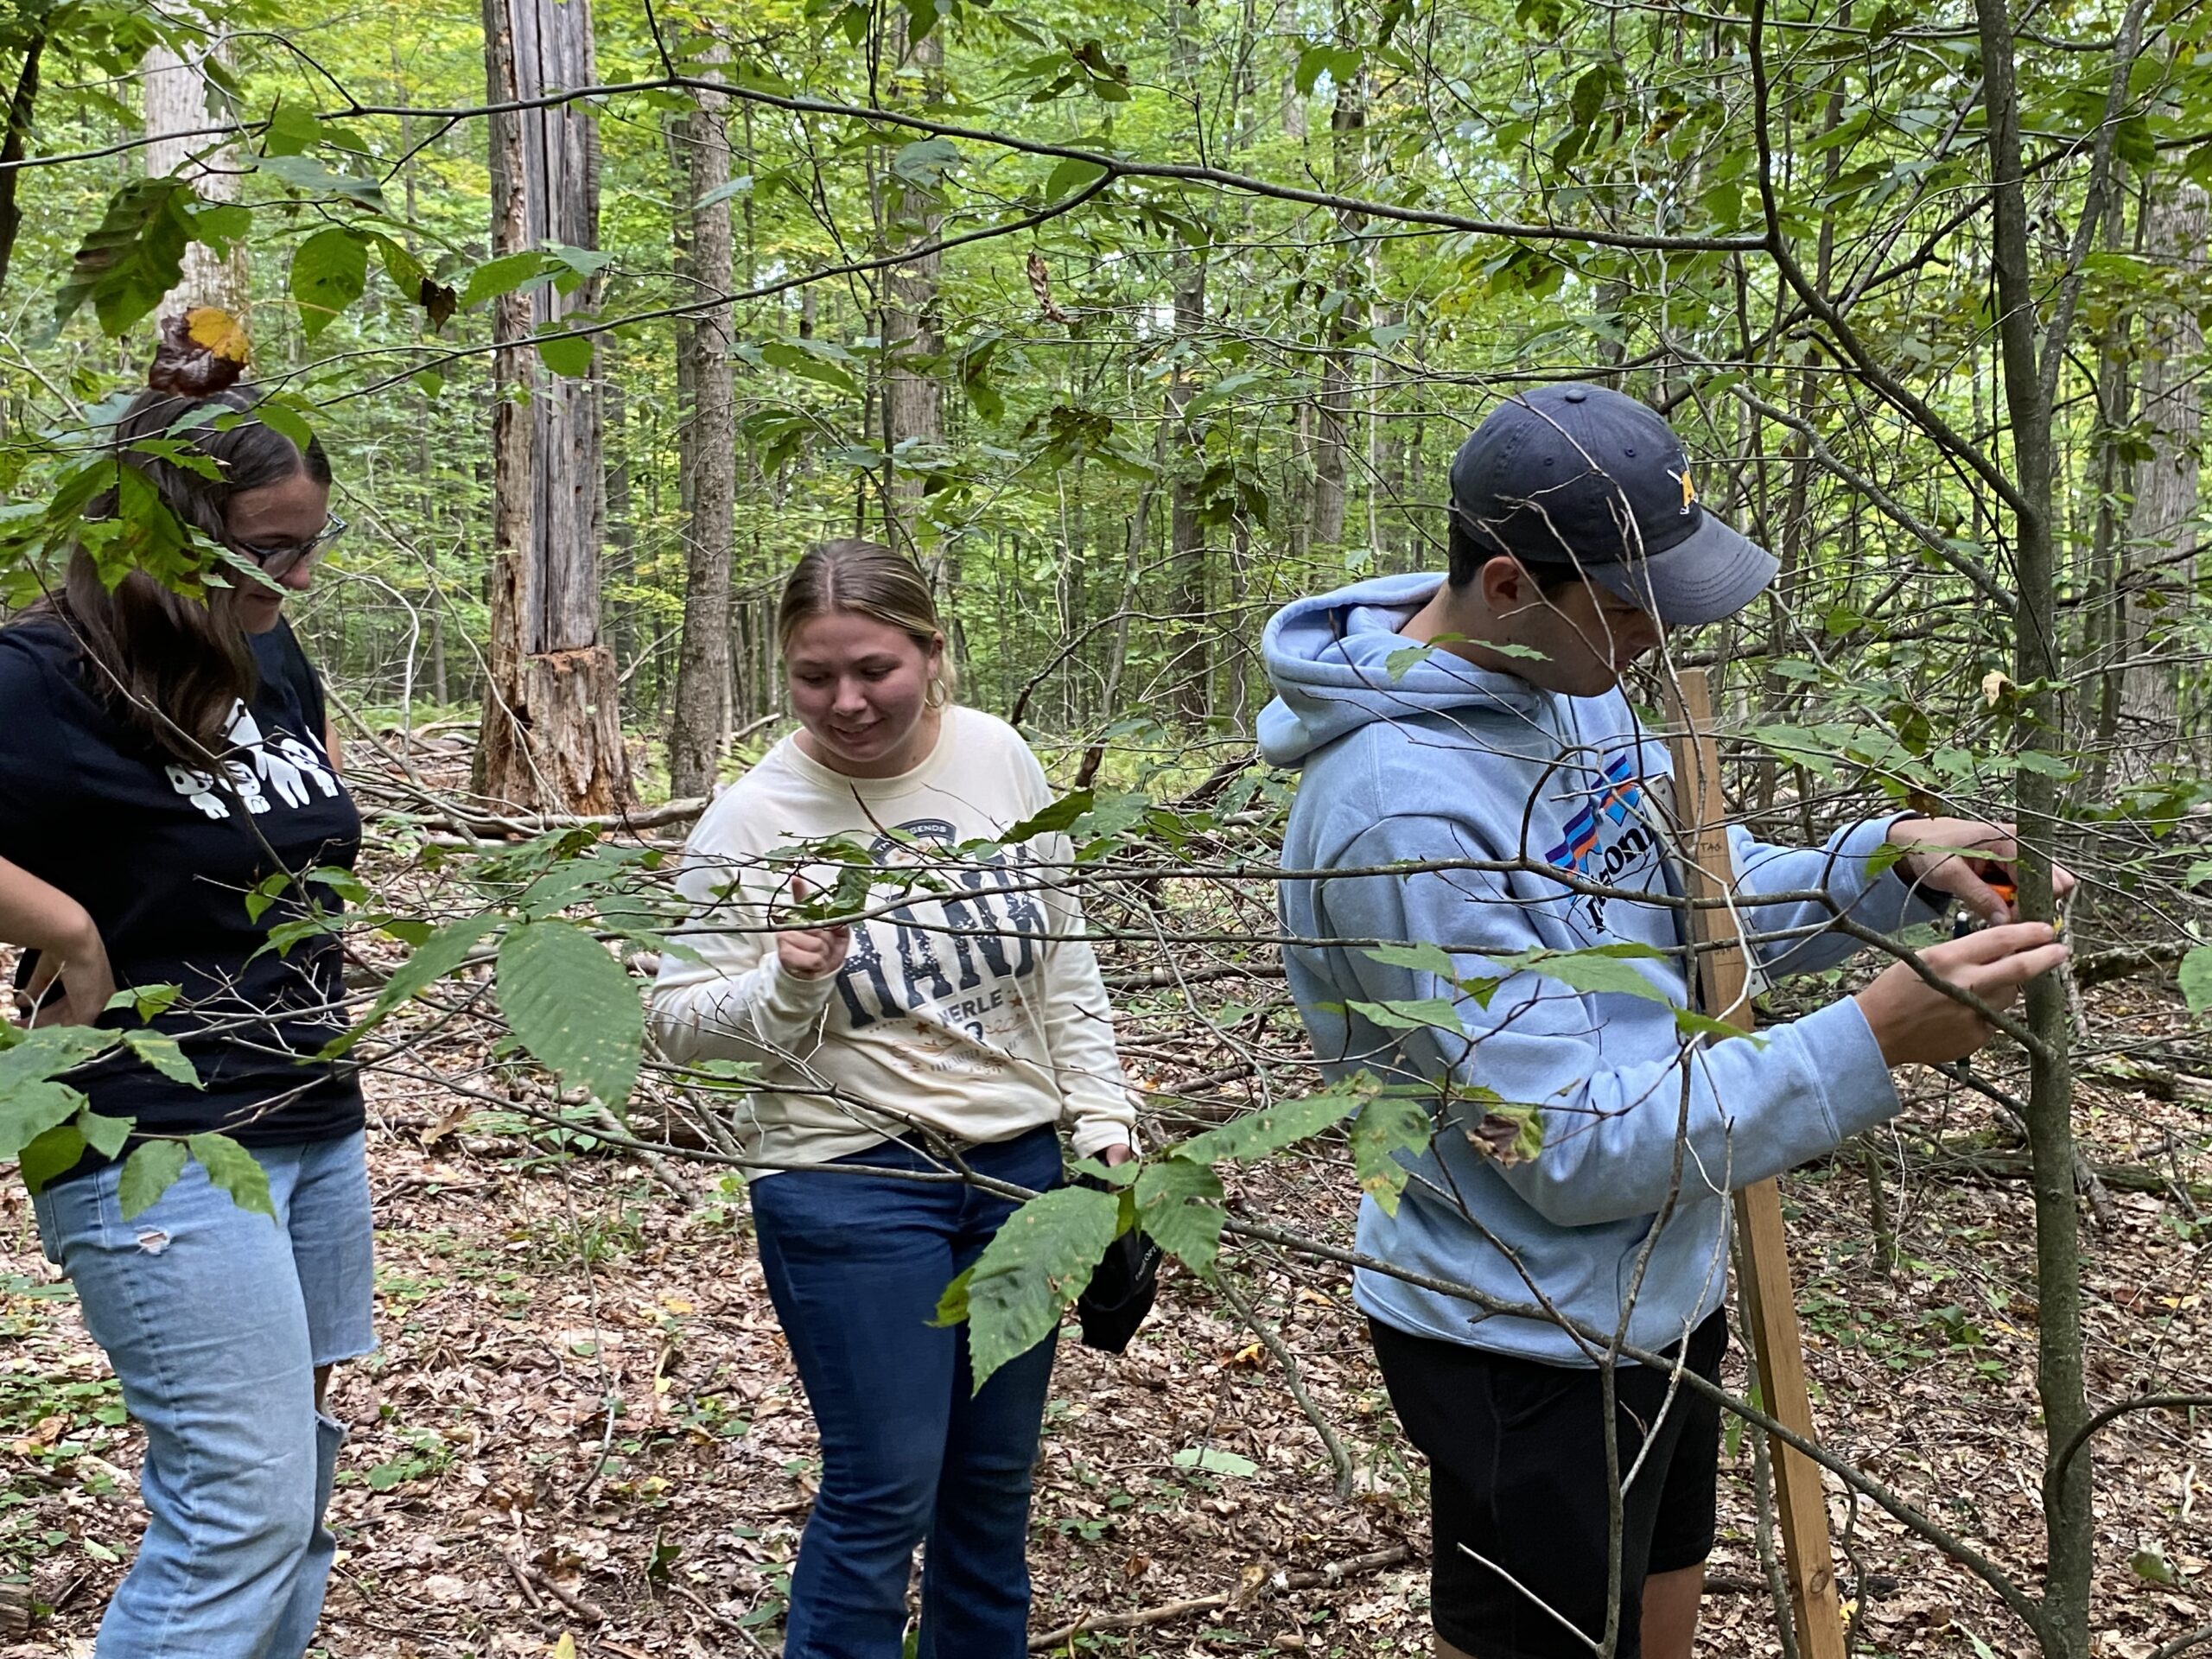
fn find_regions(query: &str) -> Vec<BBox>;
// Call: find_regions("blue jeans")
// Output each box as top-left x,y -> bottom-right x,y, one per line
34,1131 -> 376,1659
750,1123 -> 1064,1659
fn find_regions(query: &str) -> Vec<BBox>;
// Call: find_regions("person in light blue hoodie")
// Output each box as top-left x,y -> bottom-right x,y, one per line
1260,383 -> 2070,1659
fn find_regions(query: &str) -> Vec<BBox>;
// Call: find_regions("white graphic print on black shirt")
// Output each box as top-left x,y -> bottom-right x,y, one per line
0,616 -> 365,1174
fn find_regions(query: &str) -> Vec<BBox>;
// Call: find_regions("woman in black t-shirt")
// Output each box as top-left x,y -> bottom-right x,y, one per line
0,317 -> 371,1658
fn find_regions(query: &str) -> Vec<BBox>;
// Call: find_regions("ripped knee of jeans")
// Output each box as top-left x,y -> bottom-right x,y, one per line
133,1230 -> 171,1255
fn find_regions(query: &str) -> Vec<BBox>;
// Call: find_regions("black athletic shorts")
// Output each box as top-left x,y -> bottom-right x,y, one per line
1370,1311 -> 1727,1659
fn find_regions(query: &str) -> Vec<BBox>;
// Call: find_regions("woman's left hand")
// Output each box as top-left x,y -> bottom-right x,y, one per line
1886,817 -> 2077,925
1099,1143 -> 1134,1168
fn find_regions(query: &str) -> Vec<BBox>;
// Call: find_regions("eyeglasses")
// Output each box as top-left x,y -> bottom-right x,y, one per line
234,513 -> 348,577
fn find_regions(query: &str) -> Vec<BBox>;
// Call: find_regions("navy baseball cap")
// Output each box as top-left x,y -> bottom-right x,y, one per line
1448,383 -> 1778,626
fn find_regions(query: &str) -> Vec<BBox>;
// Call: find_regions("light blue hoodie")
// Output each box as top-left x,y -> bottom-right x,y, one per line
1259,573 -> 1940,1364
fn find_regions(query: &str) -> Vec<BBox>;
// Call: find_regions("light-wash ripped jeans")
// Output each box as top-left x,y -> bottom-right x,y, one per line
33,1129 -> 376,1659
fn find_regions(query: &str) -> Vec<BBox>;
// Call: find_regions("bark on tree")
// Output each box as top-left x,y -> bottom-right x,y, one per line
1167,252 -> 1210,726
1166,1 -> 1211,725
2118,184 -> 2205,751
880,18 -> 943,562
668,61 -> 737,799
0,31 -> 44,299
1969,0 -> 2142,1649
142,25 -> 248,315
1308,8 -> 1364,549
474,0 -> 628,813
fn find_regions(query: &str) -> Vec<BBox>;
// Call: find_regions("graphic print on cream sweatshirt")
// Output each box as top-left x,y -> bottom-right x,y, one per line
651,706 -> 1137,1174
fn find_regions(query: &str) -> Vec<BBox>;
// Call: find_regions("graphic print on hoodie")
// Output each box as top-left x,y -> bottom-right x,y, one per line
1258,573 -> 1942,1363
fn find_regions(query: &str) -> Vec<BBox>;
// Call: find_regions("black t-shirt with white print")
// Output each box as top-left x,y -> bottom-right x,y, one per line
0,613 -> 365,1175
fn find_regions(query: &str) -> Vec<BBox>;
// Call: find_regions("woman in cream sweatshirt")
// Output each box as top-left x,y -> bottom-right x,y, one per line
652,539 -> 1134,1659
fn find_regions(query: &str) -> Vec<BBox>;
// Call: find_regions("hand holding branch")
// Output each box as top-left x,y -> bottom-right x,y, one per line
775,874 -> 852,982
1855,922 -> 2069,1066
1885,816 -> 2075,925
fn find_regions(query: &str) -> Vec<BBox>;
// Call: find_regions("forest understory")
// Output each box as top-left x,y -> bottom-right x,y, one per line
3,744 -> 2209,1659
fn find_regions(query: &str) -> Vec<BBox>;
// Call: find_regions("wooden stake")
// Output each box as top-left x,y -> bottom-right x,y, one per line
1662,668 -> 1847,1659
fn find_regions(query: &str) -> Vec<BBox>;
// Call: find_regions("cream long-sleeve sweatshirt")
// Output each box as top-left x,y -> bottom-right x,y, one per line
650,706 -> 1137,1174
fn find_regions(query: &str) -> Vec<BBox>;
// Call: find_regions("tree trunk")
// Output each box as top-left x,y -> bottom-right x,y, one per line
603,366 -> 635,679
0,32 -> 45,299
1167,253 -> 1210,727
1308,9 -> 1364,550
142,24 -> 248,315
2118,183 -> 2205,754
668,60 -> 736,798
879,19 -> 943,562
1971,0 -> 2126,1649
474,0 -> 628,814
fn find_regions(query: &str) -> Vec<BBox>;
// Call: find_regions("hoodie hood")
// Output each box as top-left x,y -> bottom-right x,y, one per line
1256,571 -> 1549,767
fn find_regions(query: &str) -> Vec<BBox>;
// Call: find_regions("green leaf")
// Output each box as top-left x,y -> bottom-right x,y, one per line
257,153 -> 386,210
1295,43 -> 1363,97
119,1032 -> 201,1087
1362,941 -> 1459,980
1135,1159 -> 1225,1271
2131,1544 -> 2179,1587
263,100 -> 321,156
2182,945 -> 2212,1016
543,243 -> 616,290
338,914 -> 500,1049
20,1125 -> 86,1193
1348,996 -> 1466,1033
188,1133 -> 276,1219
695,175 -> 753,209
0,1025 -> 114,1091
2013,750 -> 2079,780
75,1106 -> 132,1160
245,870 -> 289,923
1,1081 -> 86,1164
117,1139 -> 188,1219
291,227 -> 371,338
535,327 -> 594,378
1672,1007 -> 1764,1045
1348,1092 -> 1432,1216
2183,861 -> 2212,891
891,137 -> 963,188
1172,1085 -> 1365,1166
760,340 -> 860,396
187,200 -> 253,254
934,1185 -> 1121,1389
460,249 -> 564,309
127,982 -> 182,1020
1490,944 -> 1672,1003
1172,1446 -> 1258,1477
498,920 -> 643,1107
372,234 -> 428,299
1044,156 -> 1109,200
1002,789 -> 1096,842
53,179 -> 194,336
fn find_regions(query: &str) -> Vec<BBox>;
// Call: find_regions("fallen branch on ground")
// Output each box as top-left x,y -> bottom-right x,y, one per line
1104,962 -> 1287,991
1027,1544 -> 1413,1649
2071,940 -> 2193,988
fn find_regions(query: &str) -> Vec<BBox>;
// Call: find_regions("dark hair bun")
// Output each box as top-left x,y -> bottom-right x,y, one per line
148,308 -> 250,399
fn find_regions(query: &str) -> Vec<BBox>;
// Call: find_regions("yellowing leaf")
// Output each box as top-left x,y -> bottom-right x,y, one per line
551,1635 -> 576,1659
185,305 -> 251,364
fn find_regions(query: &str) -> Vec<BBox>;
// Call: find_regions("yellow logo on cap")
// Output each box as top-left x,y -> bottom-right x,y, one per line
1669,467 -> 1695,514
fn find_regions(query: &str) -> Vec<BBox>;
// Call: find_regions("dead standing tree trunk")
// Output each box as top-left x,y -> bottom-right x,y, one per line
142,21 -> 248,316
667,57 -> 736,799
475,0 -> 629,813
